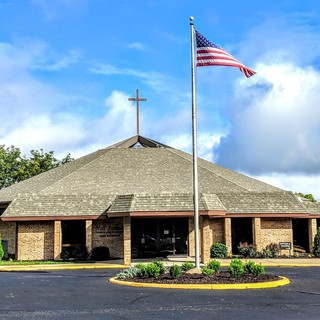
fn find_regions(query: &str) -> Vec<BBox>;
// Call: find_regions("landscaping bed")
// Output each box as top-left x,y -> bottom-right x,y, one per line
117,271 -> 280,285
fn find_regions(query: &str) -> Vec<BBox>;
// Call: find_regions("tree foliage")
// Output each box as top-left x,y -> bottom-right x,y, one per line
0,145 -> 73,189
296,193 -> 317,203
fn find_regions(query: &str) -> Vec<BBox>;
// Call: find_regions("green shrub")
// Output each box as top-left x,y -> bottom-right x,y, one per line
181,261 -> 194,272
245,261 -> 265,276
202,266 -> 215,276
251,264 -> 265,276
207,259 -> 221,273
135,263 -> 148,277
260,248 -> 272,258
245,260 -> 256,274
210,243 -> 228,258
229,258 -> 245,278
152,260 -> 166,274
0,234 -> 4,261
265,243 -> 280,258
169,265 -> 182,278
145,261 -> 165,279
238,242 -> 257,258
313,228 -> 320,258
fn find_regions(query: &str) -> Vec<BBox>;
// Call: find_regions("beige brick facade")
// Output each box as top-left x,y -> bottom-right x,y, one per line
0,221 -> 16,256
260,218 -> 293,255
17,221 -> 54,260
92,218 -> 123,258
309,218 -> 318,252
224,218 -> 232,253
85,220 -> 93,254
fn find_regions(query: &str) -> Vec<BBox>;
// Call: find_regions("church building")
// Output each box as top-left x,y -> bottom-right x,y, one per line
0,135 -> 319,264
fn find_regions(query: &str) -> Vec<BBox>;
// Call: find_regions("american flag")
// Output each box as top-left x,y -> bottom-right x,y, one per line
195,30 -> 256,78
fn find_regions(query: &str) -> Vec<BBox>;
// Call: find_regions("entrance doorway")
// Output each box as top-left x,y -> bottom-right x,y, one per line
231,218 -> 253,253
131,218 -> 188,258
292,219 -> 309,253
61,220 -> 86,259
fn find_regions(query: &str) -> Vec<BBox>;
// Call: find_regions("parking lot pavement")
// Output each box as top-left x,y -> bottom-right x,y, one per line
0,267 -> 320,320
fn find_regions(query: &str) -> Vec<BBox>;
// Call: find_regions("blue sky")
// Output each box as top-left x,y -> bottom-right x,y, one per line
1,0 -> 320,199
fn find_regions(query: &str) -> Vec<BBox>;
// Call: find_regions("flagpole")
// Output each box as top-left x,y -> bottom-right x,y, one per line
190,16 -> 200,269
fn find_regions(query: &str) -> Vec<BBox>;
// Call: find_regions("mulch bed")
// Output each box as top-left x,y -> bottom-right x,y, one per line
118,272 -> 280,284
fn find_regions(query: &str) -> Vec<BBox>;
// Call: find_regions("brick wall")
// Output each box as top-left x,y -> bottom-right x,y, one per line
0,221 -> 16,256
17,221 -> 54,260
211,219 -> 224,243
92,218 -> 123,258
260,218 -> 293,255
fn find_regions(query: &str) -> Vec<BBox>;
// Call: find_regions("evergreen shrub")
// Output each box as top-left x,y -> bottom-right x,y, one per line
229,258 -> 245,278
169,265 -> 182,278
207,259 -> 221,273
210,243 -> 228,258
181,261 -> 194,272
202,266 -> 215,277
313,227 -> 320,258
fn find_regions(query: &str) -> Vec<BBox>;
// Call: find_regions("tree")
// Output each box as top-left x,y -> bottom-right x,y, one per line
0,145 -> 73,189
296,192 -> 317,203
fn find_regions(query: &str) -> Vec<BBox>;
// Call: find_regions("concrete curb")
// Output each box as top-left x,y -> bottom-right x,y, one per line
109,276 -> 290,290
0,264 -> 126,272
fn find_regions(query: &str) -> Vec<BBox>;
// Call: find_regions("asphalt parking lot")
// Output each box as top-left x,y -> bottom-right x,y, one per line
1,267 -> 320,320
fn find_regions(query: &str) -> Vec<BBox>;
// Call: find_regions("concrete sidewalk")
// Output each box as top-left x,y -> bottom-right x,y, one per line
1,257 -> 320,271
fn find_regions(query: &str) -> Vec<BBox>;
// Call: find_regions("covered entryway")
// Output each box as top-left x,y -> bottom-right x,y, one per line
231,218 -> 253,253
131,218 -> 188,258
61,220 -> 86,259
293,218 -> 309,253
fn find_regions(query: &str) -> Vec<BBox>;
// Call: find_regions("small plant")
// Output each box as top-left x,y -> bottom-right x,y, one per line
313,227 -> 320,258
135,263 -> 148,277
0,234 -> 4,261
116,267 -> 139,279
169,265 -> 182,278
210,243 -> 228,258
202,266 -> 215,276
245,261 -> 265,276
207,259 -> 221,273
238,242 -> 257,258
145,261 -> 165,279
260,248 -> 272,258
181,261 -> 194,272
265,243 -> 280,258
229,258 -> 245,278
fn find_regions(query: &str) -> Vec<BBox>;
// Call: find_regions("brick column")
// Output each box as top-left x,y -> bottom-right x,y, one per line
123,217 -> 131,266
201,217 -> 211,264
188,217 -> 195,257
86,220 -> 93,255
224,218 -> 232,253
309,218 -> 318,253
252,218 -> 262,251
53,221 -> 62,260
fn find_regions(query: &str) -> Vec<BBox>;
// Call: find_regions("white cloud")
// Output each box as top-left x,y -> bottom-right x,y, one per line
217,61 -> 320,175
126,42 -> 147,51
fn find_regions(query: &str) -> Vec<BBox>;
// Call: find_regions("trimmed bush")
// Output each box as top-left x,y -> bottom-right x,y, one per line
313,228 -> 320,258
135,263 -> 148,277
145,261 -> 165,279
207,259 -> 221,273
181,261 -> 194,272
91,246 -> 110,261
229,258 -> 245,278
210,243 -> 228,258
245,261 -> 265,276
265,243 -> 280,258
238,242 -> 257,258
202,266 -> 215,277
169,265 -> 182,278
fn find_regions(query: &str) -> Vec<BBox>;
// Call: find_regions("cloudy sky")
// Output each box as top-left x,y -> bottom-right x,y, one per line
1,0 -> 320,199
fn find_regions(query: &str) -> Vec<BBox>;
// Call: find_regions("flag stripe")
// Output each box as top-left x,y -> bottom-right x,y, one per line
195,30 -> 256,78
